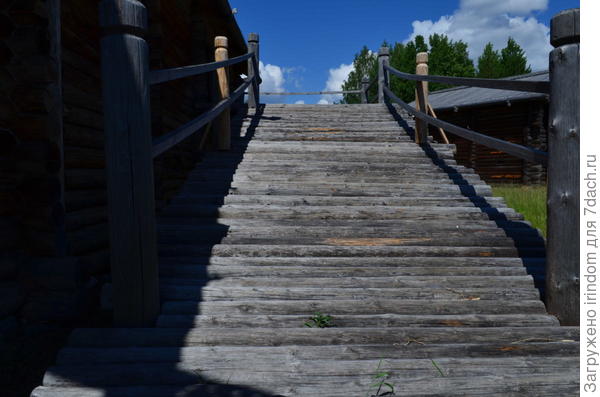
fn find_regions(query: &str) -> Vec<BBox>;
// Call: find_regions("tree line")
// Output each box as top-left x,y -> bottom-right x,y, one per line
341,34 -> 531,104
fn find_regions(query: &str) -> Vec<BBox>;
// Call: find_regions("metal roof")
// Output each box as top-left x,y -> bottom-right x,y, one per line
409,70 -> 549,111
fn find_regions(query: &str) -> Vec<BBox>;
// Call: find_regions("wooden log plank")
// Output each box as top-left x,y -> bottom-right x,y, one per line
65,326 -> 577,348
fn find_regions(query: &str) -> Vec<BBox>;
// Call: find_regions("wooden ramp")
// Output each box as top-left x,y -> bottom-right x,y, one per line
33,104 -> 579,396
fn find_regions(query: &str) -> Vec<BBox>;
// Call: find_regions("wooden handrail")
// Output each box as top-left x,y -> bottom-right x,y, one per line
384,64 -> 550,94
149,52 -> 254,85
383,86 -> 548,164
378,7 -> 580,325
152,78 -> 253,157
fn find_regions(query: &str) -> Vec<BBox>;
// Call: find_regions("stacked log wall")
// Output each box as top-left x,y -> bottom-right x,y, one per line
434,100 -> 548,184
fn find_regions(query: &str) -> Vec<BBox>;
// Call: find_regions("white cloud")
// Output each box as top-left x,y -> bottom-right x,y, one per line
317,99 -> 330,105
405,0 -> 552,71
320,63 -> 354,104
294,100 -> 305,104
259,61 -> 285,93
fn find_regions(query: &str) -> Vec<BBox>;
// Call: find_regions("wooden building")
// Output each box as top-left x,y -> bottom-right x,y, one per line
424,71 -> 549,184
0,1 -> 246,394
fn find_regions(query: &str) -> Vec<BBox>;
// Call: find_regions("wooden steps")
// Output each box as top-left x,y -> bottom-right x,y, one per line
33,103 -> 578,396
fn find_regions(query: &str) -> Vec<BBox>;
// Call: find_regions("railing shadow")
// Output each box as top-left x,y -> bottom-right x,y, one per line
39,105 -> 283,397
386,102 -> 547,300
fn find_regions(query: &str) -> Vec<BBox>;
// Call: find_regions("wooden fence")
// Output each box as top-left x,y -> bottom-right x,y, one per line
377,8 -> 580,325
99,0 -> 260,326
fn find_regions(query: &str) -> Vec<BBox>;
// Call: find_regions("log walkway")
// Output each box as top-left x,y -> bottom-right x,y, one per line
33,104 -> 579,396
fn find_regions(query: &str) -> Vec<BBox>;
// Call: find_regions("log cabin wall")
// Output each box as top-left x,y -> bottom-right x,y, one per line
1,1 -> 246,394
434,100 -> 548,184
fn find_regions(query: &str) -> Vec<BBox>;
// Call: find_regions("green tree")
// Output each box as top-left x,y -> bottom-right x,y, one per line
477,43 -> 502,78
342,34 -> 476,103
341,46 -> 377,104
500,37 -> 531,76
388,36 -> 428,103
427,34 -> 475,91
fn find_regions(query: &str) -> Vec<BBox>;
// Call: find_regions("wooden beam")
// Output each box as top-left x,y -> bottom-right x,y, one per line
99,0 -> 160,327
427,104 -> 450,144
546,8 -> 580,325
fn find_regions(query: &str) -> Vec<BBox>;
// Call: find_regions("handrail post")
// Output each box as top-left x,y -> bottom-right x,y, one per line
247,33 -> 260,108
546,8 -> 580,325
361,76 -> 369,104
215,36 -> 231,150
415,52 -> 429,144
377,46 -> 390,103
99,0 -> 159,327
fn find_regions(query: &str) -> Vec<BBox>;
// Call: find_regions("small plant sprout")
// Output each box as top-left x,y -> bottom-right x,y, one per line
431,359 -> 446,377
304,312 -> 333,328
369,359 -> 395,396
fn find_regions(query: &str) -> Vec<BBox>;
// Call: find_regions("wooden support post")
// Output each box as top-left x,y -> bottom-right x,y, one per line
361,76 -> 369,104
546,8 -> 580,325
415,52 -> 429,144
377,46 -> 390,103
247,33 -> 260,109
215,36 -> 231,150
99,0 -> 159,327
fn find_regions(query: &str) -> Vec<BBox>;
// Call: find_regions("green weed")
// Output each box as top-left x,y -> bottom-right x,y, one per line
304,312 -> 333,328
369,359 -> 395,396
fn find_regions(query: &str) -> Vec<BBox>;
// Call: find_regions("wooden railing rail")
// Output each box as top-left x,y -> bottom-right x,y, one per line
378,8 -> 580,325
262,90 -> 362,95
384,65 -> 550,94
383,86 -> 548,164
149,52 -> 254,85
99,0 -> 261,326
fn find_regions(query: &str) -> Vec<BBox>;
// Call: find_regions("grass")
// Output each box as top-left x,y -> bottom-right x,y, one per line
491,184 -> 547,237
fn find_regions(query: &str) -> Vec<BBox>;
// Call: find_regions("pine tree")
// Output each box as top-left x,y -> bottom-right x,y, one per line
477,43 -> 502,78
500,37 -> 531,77
427,34 -> 475,91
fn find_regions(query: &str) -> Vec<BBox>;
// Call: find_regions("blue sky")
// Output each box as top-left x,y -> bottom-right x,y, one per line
230,0 -> 580,104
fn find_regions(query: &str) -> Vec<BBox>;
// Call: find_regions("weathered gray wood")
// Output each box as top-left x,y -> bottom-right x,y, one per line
546,8 -> 580,325
247,33 -> 259,108
65,326 -> 577,347
360,76 -> 369,103
155,312 -> 557,329
378,46 -> 389,103
99,0 -> 159,327
149,52 -> 253,85
39,97 -> 576,395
